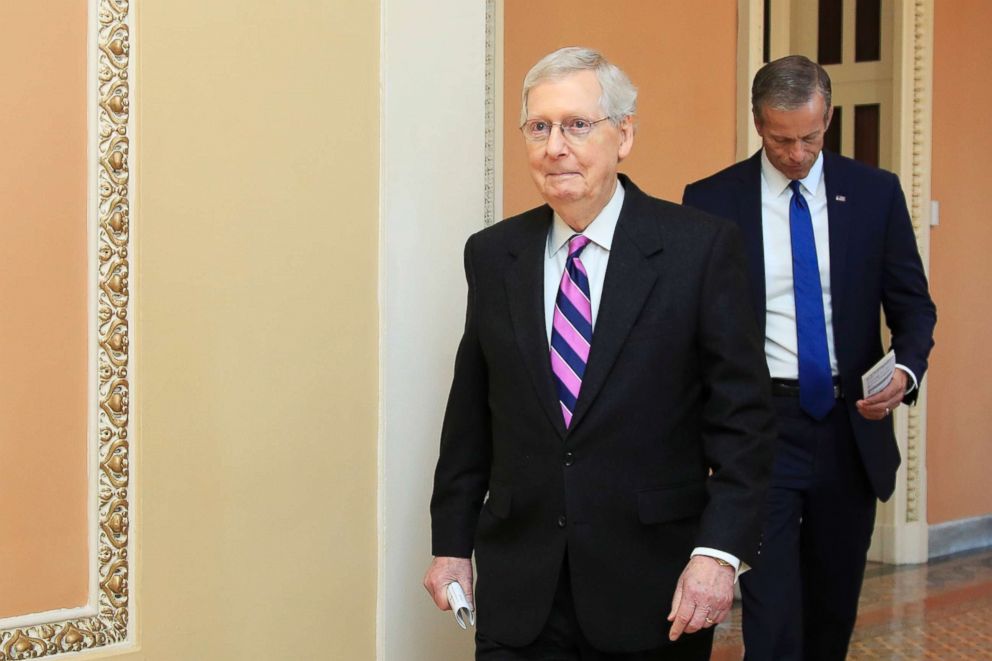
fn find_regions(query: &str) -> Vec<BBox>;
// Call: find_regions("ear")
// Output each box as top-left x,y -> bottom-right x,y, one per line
617,116 -> 635,161
824,105 -> 834,132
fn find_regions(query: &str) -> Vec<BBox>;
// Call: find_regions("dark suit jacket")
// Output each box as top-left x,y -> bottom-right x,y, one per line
683,151 -> 937,501
430,175 -> 776,652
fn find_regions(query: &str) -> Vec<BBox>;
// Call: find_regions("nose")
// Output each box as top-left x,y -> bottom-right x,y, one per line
545,123 -> 569,157
789,141 -> 805,163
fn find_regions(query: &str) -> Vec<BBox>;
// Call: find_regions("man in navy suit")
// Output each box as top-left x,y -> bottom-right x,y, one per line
683,56 -> 936,660
423,47 -> 777,659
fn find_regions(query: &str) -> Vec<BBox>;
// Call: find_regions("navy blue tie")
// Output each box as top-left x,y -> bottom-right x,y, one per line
789,180 -> 834,420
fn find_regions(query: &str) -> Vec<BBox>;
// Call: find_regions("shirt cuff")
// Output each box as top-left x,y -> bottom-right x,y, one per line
690,547 -> 747,582
896,363 -> 918,394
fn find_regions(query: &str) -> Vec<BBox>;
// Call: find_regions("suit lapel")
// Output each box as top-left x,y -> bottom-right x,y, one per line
737,153 -> 767,332
823,152 -> 851,321
504,208 -> 568,439
568,180 -> 661,432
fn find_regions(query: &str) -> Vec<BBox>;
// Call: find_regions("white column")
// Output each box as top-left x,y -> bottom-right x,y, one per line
379,1 -> 488,658
868,0 -> 933,565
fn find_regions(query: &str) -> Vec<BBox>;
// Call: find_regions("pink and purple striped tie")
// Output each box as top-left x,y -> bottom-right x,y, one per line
551,235 -> 593,428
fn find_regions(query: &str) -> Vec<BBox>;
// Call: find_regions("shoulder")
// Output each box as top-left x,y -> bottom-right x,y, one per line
684,156 -> 756,194
824,151 -> 900,190
682,158 -> 757,219
462,203 -> 550,260
624,178 -> 742,247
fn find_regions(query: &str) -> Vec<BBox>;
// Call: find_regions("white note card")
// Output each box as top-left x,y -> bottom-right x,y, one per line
862,350 -> 896,398
447,582 -> 475,629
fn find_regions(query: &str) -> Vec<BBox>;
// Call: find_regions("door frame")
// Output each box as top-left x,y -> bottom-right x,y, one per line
736,0 -> 935,564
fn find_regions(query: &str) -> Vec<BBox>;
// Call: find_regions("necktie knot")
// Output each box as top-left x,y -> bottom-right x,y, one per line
568,234 -> 591,258
789,180 -> 809,210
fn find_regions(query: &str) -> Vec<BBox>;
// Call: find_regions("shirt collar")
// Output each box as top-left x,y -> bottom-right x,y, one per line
548,180 -> 626,257
760,149 -> 825,197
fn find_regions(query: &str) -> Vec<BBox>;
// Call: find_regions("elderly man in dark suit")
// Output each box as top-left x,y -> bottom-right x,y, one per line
683,56 -> 937,661
423,47 -> 776,660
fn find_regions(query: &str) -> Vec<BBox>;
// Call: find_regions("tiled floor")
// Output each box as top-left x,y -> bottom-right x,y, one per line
711,547 -> 992,660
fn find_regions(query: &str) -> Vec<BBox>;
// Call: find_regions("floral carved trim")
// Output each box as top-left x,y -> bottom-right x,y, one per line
903,0 -> 931,525
484,0 -> 498,227
0,0 -> 133,656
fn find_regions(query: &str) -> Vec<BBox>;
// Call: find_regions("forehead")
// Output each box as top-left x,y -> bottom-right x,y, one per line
526,70 -> 603,118
758,96 -> 828,136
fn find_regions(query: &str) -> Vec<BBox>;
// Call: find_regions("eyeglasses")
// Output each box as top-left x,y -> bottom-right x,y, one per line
520,116 -> 611,143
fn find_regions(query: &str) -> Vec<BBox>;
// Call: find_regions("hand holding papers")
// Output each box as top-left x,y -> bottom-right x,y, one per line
861,350 -> 896,398
446,582 -> 475,629
423,556 -> 474,627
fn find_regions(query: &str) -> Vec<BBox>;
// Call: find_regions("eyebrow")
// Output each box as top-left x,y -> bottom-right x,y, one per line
526,114 -> 596,121
772,130 -> 822,141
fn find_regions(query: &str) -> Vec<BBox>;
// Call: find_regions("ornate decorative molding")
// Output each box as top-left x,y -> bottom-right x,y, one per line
0,0 -> 133,655
484,0 -> 498,227
907,0 -> 929,250
905,403 -> 922,522
902,0 -> 931,525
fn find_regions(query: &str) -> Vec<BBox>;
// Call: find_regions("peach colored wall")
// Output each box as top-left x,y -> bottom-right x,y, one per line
0,2 -> 89,617
927,1 -> 992,524
503,0 -> 739,216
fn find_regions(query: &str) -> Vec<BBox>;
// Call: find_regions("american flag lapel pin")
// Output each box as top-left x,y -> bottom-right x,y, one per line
835,194 -> 847,202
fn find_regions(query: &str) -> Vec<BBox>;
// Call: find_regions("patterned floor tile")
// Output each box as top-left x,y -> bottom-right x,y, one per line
712,547 -> 992,660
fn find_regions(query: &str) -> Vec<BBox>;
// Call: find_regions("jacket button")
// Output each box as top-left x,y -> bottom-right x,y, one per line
563,451 -> 574,467
557,515 -> 567,528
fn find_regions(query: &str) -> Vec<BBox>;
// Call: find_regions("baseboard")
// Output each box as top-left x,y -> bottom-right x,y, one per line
929,514 -> 992,559
869,519 -> 928,564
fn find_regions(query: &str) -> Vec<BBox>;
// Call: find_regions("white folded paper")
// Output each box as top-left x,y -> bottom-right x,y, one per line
862,350 -> 896,398
446,582 -> 475,629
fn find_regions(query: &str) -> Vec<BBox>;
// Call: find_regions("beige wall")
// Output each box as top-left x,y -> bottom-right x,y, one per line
130,1 -> 379,658
927,0 -> 992,525
0,1 -> 89,618
502,0 -> 739,215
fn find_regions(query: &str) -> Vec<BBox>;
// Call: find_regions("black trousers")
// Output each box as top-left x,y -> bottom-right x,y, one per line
476,556 -> 714,661
741,395 -> 877,661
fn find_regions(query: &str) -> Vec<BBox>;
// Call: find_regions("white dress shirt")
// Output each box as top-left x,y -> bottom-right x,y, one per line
542,179 -> 743,578
543,183 -> 624,341
760,151 -> 918,391
761,150 -> 839,378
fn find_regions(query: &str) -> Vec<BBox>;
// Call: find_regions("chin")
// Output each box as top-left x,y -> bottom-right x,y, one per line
548,192 -> 583,205
541,183 -> 576,198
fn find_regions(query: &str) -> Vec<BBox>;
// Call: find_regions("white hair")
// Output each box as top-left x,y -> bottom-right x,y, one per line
520,47 -> 638,126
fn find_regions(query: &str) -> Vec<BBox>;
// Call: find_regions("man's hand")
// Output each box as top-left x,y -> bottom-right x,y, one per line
423,556 -> 474,611
667,555 -> 735,641
856,368 -> 908,421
